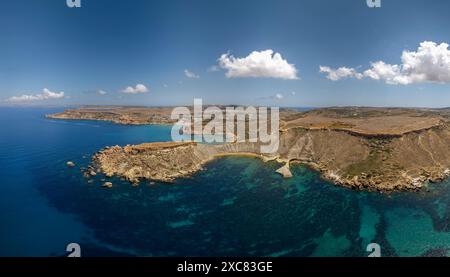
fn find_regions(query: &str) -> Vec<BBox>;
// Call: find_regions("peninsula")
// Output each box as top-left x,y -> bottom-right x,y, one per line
49,106 -> 450,192
47,106 -> 177,125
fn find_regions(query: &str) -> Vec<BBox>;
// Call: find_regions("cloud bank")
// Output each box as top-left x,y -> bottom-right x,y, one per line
218,49 -> 299,80
121,84 -> 149,94
8,88 -> 65,102
320,41 -> 450,85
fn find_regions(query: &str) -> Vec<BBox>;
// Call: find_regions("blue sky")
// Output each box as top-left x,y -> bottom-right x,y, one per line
1,0 -> 450,107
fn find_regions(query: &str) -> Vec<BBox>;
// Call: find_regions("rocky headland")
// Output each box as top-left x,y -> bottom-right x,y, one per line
47,106 -> 177,125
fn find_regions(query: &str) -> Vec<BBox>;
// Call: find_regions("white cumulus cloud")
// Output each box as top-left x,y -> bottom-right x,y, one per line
7,88 -> 65,102
121,84 -> 149,94
319,66 -> 363,81
320,41 -> 450,85
218,49 -> 299,80
184,69 -> 200,79
97,90 -> 107,95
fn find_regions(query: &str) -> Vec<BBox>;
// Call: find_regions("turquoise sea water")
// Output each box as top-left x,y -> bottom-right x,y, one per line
1,107 -> 450,257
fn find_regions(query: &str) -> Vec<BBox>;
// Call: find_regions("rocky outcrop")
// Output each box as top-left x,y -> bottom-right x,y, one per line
276,162 -> 293,178
102,182 -> 113,188
93,141 -> 265,183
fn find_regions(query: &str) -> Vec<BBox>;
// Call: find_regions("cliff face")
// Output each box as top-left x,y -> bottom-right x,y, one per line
278,128 -> 369,171
276,126 -> 450,191
388,126 -> 450,185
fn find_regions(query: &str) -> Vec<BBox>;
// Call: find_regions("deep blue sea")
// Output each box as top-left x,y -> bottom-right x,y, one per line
1,107 -> 450,257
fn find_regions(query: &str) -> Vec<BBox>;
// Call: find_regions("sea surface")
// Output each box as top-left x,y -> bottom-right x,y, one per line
1,107 -> 450,257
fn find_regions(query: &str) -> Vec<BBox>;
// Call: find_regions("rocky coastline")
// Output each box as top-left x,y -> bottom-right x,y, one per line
51,107 -> 450,192
91,123 -> 450,192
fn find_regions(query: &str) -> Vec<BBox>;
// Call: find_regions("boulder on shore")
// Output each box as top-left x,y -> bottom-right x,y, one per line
276,163 -> 293,178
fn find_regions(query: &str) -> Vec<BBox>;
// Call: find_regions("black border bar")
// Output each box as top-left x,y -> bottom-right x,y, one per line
0,258 -> 448,275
